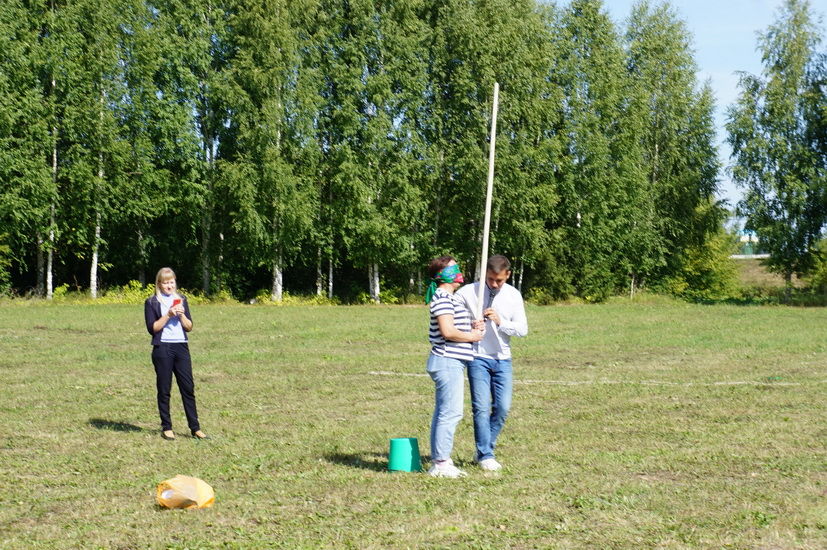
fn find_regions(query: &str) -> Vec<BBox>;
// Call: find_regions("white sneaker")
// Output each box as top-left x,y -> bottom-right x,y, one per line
428,460 -> 468,478
478,458 -> 502,471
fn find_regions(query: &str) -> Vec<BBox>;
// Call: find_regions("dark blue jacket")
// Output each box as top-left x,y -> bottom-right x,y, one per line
144,294 -> 193,345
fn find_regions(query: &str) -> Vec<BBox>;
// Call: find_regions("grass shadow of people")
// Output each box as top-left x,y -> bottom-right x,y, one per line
324,451 -> 412,472
88,418 -> 145,432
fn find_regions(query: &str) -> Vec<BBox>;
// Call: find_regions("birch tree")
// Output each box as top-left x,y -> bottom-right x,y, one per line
221,0 -> 319,301
727,0 -> 827,292
56,0 -> 131,297
0,1 -> 53,295
624,1 -> 721,291
553,0 -> 638,300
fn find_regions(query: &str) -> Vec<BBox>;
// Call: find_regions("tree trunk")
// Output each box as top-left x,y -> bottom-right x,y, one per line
369,263 -> 380,303
46,204 -> 55,300
36,232 -> 45,296
327,257 -> 334,300
216,231 -> 224,292
46,61 -> 57,300
271,254 -> 283,302
200,102 -> 213,294
201,217 -> 211,293
518,260 -> 524,292
90,139 -> 104,299
90,87 -> 105,299
408,242 -> 416,294
198,82 -> 213,295
316,246 -> 323,296
46,247 -> 54,299
90,210 -> 101,299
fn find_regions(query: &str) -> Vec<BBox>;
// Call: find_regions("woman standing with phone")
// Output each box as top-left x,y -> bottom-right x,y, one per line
144,267 -> 208,440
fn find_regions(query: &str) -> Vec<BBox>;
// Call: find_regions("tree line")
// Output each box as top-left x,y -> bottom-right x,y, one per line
0,0 -> 821,302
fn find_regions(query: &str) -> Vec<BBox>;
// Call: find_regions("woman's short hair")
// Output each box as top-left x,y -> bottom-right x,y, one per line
427,256 -> 455,279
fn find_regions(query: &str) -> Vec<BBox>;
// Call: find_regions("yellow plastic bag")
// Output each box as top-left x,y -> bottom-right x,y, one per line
156,475 -> 215,509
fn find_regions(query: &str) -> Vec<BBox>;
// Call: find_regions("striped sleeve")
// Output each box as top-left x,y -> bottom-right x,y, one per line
430,294 -> 454,317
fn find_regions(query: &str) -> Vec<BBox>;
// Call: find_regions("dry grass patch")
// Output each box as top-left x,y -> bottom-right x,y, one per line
734,258 -> 805,288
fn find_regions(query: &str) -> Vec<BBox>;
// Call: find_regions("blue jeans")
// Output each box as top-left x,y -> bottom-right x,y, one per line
426,354 -> 466,462
467,357 -> 512,461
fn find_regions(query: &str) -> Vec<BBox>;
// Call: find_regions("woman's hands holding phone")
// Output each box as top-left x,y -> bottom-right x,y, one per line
168,298 -> 184,318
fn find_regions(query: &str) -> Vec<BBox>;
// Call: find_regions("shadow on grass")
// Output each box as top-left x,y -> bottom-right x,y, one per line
323,451 -> 416,472
88,418 -> 145,432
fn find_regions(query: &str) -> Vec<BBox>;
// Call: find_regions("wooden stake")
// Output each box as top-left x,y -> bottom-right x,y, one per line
477,82 -> 499,319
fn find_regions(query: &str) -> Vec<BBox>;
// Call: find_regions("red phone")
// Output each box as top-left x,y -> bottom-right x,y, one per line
172,299 -> 181,307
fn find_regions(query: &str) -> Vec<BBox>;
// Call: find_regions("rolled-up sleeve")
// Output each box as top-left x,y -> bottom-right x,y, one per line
498,293 -> 528,337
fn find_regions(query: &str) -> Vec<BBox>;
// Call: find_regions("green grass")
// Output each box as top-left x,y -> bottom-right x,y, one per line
1,298 -> 826,549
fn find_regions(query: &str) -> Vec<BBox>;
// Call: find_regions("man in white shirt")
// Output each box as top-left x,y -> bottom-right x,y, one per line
457,255 -> 528,471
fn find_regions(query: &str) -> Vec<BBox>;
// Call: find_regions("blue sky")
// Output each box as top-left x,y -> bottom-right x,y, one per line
600,0 -> 801,207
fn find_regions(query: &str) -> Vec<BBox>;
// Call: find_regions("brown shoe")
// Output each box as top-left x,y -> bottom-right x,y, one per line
161,430 -> 176,440
192,430 -> 209,440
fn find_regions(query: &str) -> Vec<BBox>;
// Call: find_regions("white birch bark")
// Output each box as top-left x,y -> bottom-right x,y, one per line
216,231 -> 224,291
36,233 -> 44,296
46,204 -> 54,299
271,253 -> 283,302
316,247 -> 323,296
47,76 -> 57,300
328,258 -> 333,299
90,209 -> 101,299
369,263 -> 380,303
90,129 -> 103,299
518,260 -> 524,292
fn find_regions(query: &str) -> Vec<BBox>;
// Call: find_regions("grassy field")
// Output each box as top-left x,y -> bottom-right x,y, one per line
1,297 -> 826,549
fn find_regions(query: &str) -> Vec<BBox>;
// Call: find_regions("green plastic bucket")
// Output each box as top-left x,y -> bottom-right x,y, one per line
388,437 -> 422,472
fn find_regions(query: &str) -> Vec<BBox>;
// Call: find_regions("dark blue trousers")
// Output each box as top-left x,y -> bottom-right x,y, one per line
151,342 -> 200,433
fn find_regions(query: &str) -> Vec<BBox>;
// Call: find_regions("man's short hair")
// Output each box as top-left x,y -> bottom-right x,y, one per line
487,254 -> 511,274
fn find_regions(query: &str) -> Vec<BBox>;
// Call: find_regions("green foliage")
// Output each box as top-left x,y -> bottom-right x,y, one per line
552,0 -> 634,300
254,288 -> 341,306
0,233 -> 11,294
803,239 -> 827,295
624,1 -> 721,288
51,283 -> 70,300
95,280 -> 155,304
0,0 -> 774,304
658,225 -> 740,302
46,280 -> 224,304
525,286 -> 556,305
726,0 -> 827,285
0,1 -> 53,294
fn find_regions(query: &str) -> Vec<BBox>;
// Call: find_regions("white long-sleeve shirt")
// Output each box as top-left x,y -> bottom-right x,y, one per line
456,281 -> 528,360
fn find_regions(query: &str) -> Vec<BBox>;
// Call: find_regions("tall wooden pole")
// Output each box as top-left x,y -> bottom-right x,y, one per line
477,82 -> 499,319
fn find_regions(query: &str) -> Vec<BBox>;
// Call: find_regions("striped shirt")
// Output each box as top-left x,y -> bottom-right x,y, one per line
429,288 -> 475,362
